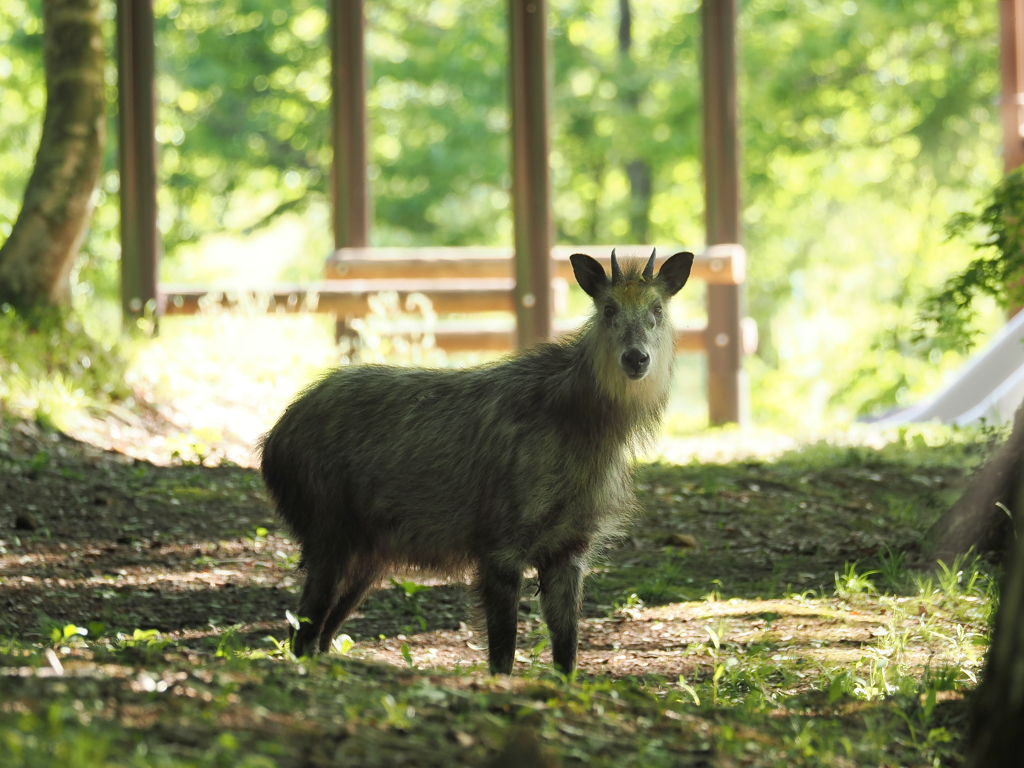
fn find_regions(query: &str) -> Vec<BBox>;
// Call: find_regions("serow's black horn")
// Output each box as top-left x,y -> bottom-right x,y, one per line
643,248 -> 656,282
610,248 -> 623,283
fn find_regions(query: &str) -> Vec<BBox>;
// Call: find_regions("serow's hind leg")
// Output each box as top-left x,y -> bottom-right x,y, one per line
538,554 -> 585,675
317,567 -> 381,654
291,557 -> 345,658
478,560 -> 524,675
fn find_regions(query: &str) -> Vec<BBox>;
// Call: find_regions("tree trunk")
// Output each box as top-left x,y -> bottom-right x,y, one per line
966,462 -> 1024,766
618,0 -> 652,245
0,0 -> 106,309
926,400 -> 1024,564
626,159 -> 652,244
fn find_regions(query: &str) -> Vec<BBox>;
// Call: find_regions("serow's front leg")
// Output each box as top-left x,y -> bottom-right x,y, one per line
479,562 -> 524,675
539,555 -> 585,674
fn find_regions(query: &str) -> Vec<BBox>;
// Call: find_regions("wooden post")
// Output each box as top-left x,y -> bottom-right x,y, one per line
116,0 -> 158,322
509,0 -> 553,347
330,0 -> 369,250
702,0 -> 745,425
1001,0 -> 1024,173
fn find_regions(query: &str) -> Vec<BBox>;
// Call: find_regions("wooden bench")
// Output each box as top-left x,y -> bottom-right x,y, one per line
324,244 -> 745,285
158,244 -> 752,354
321,244 -> 749,353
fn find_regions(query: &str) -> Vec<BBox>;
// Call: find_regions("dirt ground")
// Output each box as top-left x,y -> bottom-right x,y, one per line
0,410 -> 997,767
0,414 -> 979,678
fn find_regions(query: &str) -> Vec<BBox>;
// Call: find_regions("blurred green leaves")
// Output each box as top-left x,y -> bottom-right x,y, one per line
0,0 -> 1006,425
0,1 -> 45,245
915,168 -> 1024,352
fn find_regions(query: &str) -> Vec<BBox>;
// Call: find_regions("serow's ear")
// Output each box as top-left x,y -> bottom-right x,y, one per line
570,254 -> 608,299
657,251 -> 695,296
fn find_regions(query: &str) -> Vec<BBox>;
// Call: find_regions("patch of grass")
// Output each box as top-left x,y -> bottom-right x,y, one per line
0,305 -> 133,430
0,598 -> 984,768
834,561 -> 878,600
0,418 -> 1005,765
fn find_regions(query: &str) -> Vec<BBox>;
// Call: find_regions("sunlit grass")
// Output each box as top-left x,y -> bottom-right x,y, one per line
0,547 -> 994,767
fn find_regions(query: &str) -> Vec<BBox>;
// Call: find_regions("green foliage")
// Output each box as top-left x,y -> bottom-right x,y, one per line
147,0 -> 514,267
876,545 -> 907,590
917,167 -> 1024,351
0,1 -> 44,245
834,561 -> 878,600
631,547 -> 693,604
0,304 -> 132,429
391,578 -> 431,633
0,0 -> 1005,425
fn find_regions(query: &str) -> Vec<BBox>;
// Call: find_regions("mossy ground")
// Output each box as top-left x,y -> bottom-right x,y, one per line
0,416 -> 1000,767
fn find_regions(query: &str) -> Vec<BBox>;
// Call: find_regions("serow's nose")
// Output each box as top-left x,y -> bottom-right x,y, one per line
621,349 -> 650,379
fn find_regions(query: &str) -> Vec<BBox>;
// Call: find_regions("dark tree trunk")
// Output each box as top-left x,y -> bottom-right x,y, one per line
966,466 -> 1024,766
617,0 -> 632,52
626,159 -> 652,244
587,160 -> 604,244
0,0 -> 106,309
618,0 -> 652,245
926,400 -> 1023,564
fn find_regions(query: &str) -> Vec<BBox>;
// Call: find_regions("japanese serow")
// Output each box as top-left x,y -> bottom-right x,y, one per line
258,249 -> 694,674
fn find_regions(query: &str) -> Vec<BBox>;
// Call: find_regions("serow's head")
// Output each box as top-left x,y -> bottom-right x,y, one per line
570,248 -> 694,382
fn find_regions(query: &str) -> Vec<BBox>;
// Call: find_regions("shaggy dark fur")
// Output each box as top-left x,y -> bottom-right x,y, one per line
259,250 -> 694,673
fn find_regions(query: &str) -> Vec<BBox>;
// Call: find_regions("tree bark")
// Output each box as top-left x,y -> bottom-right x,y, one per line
0,0 -> 106,309
618,0 -> 652,245
926,399 -> 1024,564
966,459 -> 1024,766
626,159 -> 652,244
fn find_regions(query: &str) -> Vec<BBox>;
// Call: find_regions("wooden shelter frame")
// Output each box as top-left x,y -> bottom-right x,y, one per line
115,0 -> 748,424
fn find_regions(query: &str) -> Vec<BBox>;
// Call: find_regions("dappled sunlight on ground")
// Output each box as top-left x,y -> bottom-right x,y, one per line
0,390 -> 995,765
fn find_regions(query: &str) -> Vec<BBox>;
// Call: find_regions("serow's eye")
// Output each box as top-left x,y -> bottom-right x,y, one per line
653,304 -> 663,317
604,305 -> 617,319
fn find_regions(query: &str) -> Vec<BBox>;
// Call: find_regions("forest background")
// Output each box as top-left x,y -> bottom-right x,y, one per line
0,0 -> 1006,430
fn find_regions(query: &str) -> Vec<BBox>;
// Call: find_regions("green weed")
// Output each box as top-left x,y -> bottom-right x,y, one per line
834,561 -> 879,600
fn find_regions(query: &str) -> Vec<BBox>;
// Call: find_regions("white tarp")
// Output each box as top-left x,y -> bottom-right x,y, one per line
872,310 -> 1024,427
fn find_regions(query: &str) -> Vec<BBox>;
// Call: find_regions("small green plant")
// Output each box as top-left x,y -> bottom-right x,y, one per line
700,625 -> 729,707
245,526 -> 270,551
886,496 -> 917,525
611,592 -> 644,619
47,621 -> 88,649
633,548 -> 691,604
29,450 -> 49,472
521,618 -> 549,670
877,546 -> 907,591
331,634 -> 355,655
834,561 -> 878,600
213,623 -> 246,659
381,694 -> 413,729
400,642 -> 415,668
112,628 -> 173,661
392,578 -> 431,633
275,549 -> 302,569
912,570 -> 937,599
677,674 -> 701,706
262,634 -> 299,662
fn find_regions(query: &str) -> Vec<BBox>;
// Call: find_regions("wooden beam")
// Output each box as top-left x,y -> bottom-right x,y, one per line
509,0 -> 553,347
330,0 -> 369,249
427,326 -> 709,353
156,286 -> 711,353
702,0 -> 745,426
160,279 -> 521,317
116,0 -> 158,322
1001,0 -> 1024,172
325,244 -> 746,284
